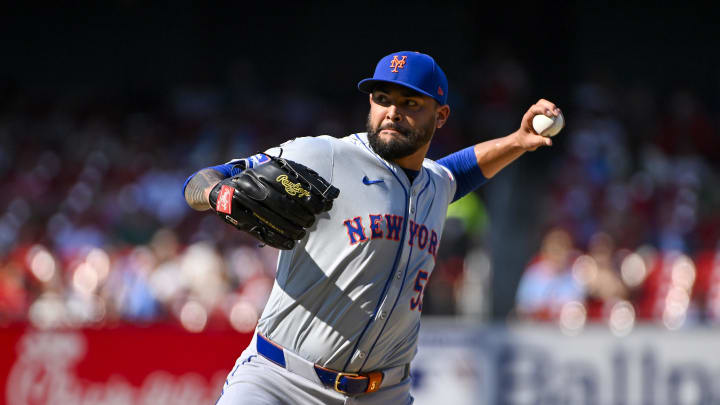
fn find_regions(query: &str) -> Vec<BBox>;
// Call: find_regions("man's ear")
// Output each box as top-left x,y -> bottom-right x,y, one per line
436,105 -> 451,129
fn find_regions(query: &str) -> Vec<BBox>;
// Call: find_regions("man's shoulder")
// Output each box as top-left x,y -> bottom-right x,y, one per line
308,133 -> 371,152
269,134 -> 369,165
279,133 -> 366,147
336,132 -> 369,146
422,157 -> 456,184
278,135 -> 334,148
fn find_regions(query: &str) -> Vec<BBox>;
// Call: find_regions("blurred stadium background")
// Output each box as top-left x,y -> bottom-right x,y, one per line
1,3 -> 719,404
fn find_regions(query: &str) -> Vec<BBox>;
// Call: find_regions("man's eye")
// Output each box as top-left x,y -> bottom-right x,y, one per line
375,95 -> 388,103
407,100 -> 418,107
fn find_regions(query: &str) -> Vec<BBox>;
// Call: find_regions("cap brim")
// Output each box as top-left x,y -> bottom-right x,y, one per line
357,78 -> 438,103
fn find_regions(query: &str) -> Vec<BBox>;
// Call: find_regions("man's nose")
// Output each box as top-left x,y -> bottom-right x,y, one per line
386,105 -> 402,122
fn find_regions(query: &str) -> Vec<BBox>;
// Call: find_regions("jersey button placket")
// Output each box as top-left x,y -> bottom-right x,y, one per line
353,182 -> 413,369
409,189 -> 417,214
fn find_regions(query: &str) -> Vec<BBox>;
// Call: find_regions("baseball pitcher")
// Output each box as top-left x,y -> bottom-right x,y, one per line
183,51 -> 561,404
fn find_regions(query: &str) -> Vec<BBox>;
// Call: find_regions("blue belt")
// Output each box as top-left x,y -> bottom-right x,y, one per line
256,332 -> 408,395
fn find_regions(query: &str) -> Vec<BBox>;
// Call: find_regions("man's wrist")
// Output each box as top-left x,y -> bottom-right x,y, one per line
205,185 -> 215,208
508,131 -> 527,152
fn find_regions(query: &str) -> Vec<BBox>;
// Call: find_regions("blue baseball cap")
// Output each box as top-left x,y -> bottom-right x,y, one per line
358,51 -> 448,105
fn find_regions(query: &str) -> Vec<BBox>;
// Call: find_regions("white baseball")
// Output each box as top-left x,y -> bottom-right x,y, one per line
532,112 -> 564,137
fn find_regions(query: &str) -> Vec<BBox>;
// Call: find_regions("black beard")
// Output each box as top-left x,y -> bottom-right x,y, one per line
366,115 -> 434,161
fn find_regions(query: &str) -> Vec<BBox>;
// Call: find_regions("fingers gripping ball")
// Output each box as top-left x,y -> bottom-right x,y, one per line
209,155 -> 340,250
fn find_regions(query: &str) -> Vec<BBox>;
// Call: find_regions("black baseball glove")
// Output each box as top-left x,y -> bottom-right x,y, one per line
208,155 -> 340,250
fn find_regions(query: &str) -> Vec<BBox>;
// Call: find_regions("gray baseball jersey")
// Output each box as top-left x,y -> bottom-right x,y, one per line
248,132 -> 457,373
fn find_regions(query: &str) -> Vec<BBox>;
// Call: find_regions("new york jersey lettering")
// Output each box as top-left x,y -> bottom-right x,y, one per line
342,214 -> 440,258
343,217 -> 368,245
417,225 -> 428,250
385,214 -> 404,241
408,220 -> 420,247
428,230 -> 439,259
369,214 -> 384,239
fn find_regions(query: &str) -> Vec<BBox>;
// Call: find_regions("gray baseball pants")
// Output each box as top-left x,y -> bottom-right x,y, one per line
215,337 -> 413,405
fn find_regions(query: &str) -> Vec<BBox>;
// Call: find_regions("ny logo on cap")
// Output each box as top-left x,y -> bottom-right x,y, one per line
389,55 -> 407,73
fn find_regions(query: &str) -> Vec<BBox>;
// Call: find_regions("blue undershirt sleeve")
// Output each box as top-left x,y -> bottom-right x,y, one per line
181,159 -> 246,197
437,146 -> 488,202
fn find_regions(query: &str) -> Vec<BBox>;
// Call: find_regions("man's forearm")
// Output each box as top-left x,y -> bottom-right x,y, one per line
474,132 -> 527,178
184,169 -> 224,211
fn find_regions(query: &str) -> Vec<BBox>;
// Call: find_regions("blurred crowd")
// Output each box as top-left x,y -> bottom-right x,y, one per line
515,81 -> 720,334
0,51 -> 718,334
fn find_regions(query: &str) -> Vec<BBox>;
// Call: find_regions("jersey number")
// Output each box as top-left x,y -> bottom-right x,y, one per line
410,270 -> 429,311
